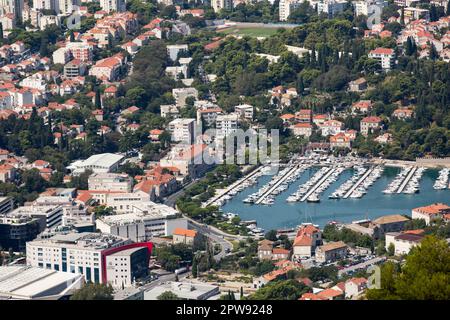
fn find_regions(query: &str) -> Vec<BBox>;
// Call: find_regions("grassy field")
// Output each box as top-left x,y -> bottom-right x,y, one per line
218,26 -> 281,38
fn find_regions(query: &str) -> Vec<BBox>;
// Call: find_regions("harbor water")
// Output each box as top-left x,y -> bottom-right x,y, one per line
221,167 -> 450,230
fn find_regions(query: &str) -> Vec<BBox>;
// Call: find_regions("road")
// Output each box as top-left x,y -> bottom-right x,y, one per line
163,179 -> 238,261
338,257 -> 386,277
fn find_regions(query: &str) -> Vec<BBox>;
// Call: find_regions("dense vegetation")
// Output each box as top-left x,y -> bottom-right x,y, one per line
366,236 -> 450,300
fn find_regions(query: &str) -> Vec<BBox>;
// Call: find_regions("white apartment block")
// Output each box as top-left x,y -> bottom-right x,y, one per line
26,232 -> 131,284
216,113 -> 239,138
353,0 -> 387,16
234,104 -> 254,120
88,173 -> 133,192
99,0 -> 125,13
0,0 -> 23,20
211,0 -> 232,13
166,44 -> 188,62
32,0 -> 80,14
172,87 -> 198,107
52,47 -> 71,65
96,201 -> 188,241
368,48 -> 395,71
168,118 -> 196,144
279,0 -> 302,21
317,0 -> 347,17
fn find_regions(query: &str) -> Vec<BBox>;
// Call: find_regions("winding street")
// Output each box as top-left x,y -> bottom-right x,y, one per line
163,180 -> 238,261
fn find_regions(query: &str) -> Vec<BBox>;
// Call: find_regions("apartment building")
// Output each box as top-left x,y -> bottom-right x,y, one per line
315,241 -> 348,263
279,0 -> 302,21
63,59 -> 87,78
368,47 -> 395,71
168,118 -> 196,144
412,203 -> 450,225
360,116 -> 382,135
211,0 -> 232,13
216,113 -> 239,139
166,44 -> 188,62
317,0 -> 347,17
172,87 -> 198,107
353,0 -> 387,16
234,104 -> 254,120
99,0 -> 126,13
160,144 -> 214,178
88,173 -> 133,193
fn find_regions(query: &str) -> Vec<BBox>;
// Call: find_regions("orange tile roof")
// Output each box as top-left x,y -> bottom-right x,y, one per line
173,228 -> 197,238
413,203 -> 450,216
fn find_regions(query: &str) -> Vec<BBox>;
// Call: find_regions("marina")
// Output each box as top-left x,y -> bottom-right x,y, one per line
433,168 -> 449,190
341,166 -> 383,199
220,161 -> 450,230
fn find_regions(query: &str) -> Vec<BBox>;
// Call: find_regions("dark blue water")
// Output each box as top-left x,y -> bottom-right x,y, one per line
221,167 -> 450,230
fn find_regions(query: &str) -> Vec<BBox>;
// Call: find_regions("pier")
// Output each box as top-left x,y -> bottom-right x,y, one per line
203,166 -> 264,207
299,167 -> 336,202
397,166 -> 417,193
254,165 -> 301,205
343,167 -> 374,199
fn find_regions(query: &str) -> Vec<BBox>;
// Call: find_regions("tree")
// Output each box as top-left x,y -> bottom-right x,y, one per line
248,280 -> 308,300
70,283 -> 114,300
0,22 -> 3,40
157,291 -> 180,300
95,89 -> 102,108
367,236 -> 450,300
39,33 -> 49,57
387,243 -> 395,256
264,230 -> 278,241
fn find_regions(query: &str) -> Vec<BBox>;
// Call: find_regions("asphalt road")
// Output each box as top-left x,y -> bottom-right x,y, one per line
163,180 -> 237,261
338,257 -> 386,276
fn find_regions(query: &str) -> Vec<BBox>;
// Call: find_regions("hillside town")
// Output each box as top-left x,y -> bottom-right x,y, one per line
0,0 -> 448,302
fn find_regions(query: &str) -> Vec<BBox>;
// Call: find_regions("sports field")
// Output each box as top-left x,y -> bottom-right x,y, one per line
218,26 -> 282,38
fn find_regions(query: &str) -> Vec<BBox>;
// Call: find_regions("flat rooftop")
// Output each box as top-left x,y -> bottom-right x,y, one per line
29,232 -> 128,250
0,266 -> 82,300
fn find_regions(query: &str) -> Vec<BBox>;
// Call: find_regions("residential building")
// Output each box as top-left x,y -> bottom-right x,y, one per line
330,132 -> 352,149
345,278 -> 368,299
279,0 -> 302,21
63,59 -> 87,78
172,87 -> 198,107
368,48 -> 395,71
402,7 -> 430,22
412,203 -> 450,225
99,0 -> 126,13
292,224 -> 322,260
258,239 -> 274,260
291,123 -> 313,137
351,100 -> 372,114
385,232 -> 424,255
348,77 -> 368,92
211,0 -> 232,13
168,118 -> 196,144
166,44 -> 188,62
360,116 -> 382,135
172,228 -> 198,245
392,107 -> 414,119
315,241 -> 347,263
317,0 -> 347,17
234,104 -> 254,120
216,113 -> 239,138
372,214 -> 410,235
159,144 -> 215,178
